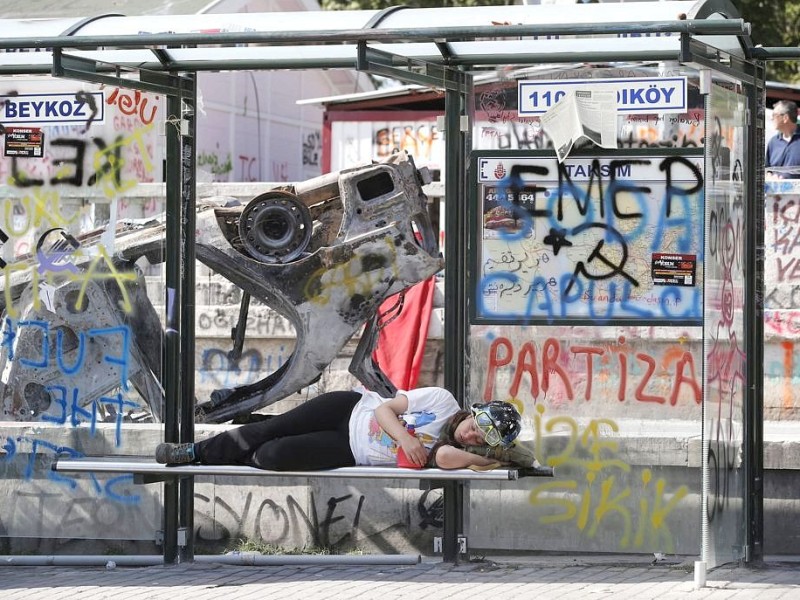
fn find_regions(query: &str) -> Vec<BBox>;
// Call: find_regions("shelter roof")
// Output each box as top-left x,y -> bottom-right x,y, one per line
0,1 -> 751,79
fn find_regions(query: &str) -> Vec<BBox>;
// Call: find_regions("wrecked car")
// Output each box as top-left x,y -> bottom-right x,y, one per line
0,152 -> 443,424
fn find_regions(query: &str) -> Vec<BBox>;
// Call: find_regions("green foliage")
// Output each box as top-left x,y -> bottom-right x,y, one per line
734,0 -> 800,83
227,538 -> 331,554
321,0 -> 512,9
226,537 -> 367,555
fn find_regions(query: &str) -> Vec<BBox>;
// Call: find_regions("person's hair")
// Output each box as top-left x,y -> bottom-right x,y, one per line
774,100 -> 798,122
426,409 -> 471,466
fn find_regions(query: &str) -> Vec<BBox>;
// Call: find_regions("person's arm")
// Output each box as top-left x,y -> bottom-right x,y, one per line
374,394 -> 428,467
433,444 -> 501,469
462,441 -> 538,467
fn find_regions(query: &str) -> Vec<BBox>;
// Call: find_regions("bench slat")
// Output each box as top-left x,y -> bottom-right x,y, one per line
53,457 -> 524,481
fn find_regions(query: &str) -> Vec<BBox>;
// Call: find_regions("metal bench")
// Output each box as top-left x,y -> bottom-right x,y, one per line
53,457 -> 553,562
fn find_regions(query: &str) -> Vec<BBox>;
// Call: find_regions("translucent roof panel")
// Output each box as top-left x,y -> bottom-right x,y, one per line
37,0 -> 713,36
0,0 -> 217,19
375,1 -> 707,28
48,11 -> 382,37
372,38 -> 684,66
0,18 -> 83,38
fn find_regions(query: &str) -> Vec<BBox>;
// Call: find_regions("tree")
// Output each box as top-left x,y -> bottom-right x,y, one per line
322,0 -> 512,9
734,0 -> 800,83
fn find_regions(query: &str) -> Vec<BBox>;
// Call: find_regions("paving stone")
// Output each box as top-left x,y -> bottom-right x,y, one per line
1,558 -> 799,599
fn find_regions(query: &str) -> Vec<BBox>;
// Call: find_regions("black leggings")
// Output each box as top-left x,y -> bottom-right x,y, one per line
194,391 -> 362,470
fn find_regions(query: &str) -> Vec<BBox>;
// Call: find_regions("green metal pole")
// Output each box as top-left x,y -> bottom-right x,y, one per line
443,71 -> 472,404
744,61 -> 765,565
162,90 -> 183,565
443,67 -> 472,563
179,75 -> 197,563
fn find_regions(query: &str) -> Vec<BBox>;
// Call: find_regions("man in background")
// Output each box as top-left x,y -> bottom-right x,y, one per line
766,100 -> 800,179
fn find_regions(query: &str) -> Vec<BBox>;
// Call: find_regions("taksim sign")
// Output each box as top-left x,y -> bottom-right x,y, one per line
518,77 -> 687,115
1,92 -> 105,125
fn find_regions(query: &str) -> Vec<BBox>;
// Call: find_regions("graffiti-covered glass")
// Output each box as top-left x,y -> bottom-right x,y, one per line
0,78 -> 166,552
702,78 -> 748,568
466,69 -> 707,556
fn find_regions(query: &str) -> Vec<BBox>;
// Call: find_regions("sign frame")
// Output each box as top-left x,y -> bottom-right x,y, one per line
0,91 -> 105,125
468,148 -> 705,327
517,77 -> 688,116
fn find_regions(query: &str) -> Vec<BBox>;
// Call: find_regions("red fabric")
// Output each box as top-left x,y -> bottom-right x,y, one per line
372,276 -> 437,390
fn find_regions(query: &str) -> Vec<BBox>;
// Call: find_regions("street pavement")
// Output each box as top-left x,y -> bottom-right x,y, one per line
1,554 -> 799,599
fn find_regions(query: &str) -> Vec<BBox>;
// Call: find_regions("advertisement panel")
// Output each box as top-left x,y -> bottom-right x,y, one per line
472,150 -> 704,324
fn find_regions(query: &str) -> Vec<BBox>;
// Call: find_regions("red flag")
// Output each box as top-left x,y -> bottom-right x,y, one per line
372,276 -> 437,390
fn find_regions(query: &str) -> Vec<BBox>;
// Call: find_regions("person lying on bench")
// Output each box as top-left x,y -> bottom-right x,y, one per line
155,386 -> 542,472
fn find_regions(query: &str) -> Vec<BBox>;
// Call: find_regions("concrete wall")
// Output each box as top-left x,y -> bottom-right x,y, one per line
3,420 -> 798,557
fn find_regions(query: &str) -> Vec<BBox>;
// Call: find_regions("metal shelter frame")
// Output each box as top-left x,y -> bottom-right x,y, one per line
0,0 -> 784,565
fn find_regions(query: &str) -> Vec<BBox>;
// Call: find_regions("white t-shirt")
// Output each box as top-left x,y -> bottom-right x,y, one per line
348,386 -> 460,466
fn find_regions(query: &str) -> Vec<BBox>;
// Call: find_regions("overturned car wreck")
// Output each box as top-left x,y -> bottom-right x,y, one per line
0,152 -> 443,424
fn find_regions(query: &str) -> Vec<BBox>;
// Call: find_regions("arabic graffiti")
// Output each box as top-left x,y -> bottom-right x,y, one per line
476,154 -> 703,321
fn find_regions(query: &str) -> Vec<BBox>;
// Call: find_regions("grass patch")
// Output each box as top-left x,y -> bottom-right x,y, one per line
226,537 -> 367,556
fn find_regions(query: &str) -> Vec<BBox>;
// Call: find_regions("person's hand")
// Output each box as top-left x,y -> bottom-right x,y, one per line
399,435 -> 428,467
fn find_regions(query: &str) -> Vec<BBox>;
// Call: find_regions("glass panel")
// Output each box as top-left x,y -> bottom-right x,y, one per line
468,323 -> 703,554
473,63 -> 704,154
466,66 -> 707,555
472,151 -> 703,324
702,78 -> 748,567
0,76 -> 166,552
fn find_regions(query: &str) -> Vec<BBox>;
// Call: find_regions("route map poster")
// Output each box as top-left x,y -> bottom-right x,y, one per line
472,151 -> 704,324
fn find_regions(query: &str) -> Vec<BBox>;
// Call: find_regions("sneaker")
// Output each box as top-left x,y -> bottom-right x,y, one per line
155,442 -> 196,464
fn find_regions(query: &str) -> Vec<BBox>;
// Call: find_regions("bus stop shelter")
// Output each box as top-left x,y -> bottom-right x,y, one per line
0,0 -> 786,569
